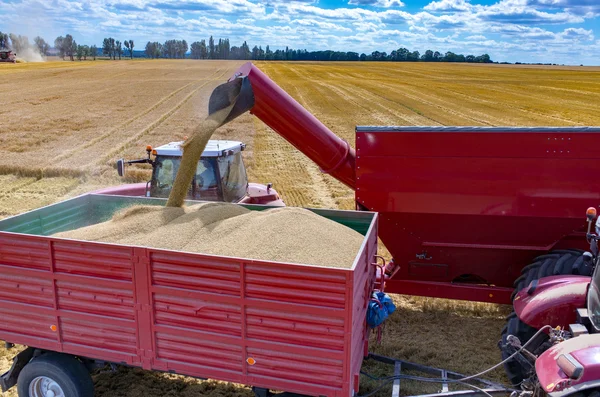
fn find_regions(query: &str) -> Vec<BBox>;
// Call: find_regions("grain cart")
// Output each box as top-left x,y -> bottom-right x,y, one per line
0,194 -> 378,397
201,62 -> 600,386
98,139 -> 284,206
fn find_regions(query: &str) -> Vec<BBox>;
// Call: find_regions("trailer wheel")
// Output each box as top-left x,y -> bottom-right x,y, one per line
17,353 -> 94,397
501,250 -> 594,386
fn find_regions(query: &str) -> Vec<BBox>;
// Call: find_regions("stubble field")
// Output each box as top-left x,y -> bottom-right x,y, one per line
0,59 -> 599,397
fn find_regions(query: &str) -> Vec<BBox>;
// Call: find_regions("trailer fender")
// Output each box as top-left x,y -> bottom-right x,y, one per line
536,334 -> 600,396
0,347 -> 35,392
513,275 -> 589,329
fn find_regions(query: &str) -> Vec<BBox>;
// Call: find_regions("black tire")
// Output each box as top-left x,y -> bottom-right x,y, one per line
500,312 -> 548,386
511,249 -> 591,300
17,353 -> 94,397
501,250 -> 594,386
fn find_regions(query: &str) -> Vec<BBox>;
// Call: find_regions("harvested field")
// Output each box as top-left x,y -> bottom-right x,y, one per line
1,60 -> 600,396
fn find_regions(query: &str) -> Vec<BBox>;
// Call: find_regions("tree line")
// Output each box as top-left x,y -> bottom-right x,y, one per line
0,31 -> 52,57
2,31 -> 493,63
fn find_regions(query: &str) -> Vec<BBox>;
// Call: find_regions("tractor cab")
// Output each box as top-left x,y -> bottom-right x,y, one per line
118,140 -> 249,203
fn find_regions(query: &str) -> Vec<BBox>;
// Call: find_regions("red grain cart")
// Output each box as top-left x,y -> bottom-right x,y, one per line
216,63 -> 600,305
0,194 -> 378,397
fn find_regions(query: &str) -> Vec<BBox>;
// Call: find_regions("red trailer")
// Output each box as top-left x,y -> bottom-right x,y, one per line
0,194 -> 379,397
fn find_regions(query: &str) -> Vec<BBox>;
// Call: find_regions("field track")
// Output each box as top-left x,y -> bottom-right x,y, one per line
1,60 -> 599,396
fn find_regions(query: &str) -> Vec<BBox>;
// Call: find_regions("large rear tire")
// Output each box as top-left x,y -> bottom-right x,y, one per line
501,250 -> 594,386
17,353 -> 94,397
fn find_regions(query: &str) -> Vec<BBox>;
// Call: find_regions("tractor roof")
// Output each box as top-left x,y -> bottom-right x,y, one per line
154,140 -> 244,157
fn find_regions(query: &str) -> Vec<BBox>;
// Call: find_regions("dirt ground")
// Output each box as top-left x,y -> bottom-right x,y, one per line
1,60 -> 599,396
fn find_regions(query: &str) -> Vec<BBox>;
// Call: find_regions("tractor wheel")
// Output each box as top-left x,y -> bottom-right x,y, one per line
500,312 -> 548,386
17,353 -> 94,397
511,249 -> 591,300
501,250 -> 594,386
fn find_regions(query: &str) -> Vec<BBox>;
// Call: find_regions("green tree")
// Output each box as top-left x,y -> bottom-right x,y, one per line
54,36 -> 65,59
115,40 -> 122,59
208,36 -> 214,59
76,44 -> 84,61
90,45 -> 97,60
34,36 -> 49,55
9,34 -> 29,53
0,32 -> 9,49
127,40 -> 134,59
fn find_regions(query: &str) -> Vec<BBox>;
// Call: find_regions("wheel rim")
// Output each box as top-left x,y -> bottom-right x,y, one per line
29,376 -> 65,397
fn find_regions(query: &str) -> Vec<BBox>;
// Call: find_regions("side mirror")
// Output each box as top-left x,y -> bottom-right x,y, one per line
117,159 -> 125,177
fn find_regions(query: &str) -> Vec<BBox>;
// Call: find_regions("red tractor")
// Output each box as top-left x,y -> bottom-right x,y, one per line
98,139 -> 284,206
501,207 -> 600,396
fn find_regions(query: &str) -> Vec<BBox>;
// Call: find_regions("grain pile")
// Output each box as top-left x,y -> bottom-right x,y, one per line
55,202 -> 364,268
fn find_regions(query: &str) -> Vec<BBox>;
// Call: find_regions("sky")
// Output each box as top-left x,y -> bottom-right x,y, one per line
0,0 -> 598,64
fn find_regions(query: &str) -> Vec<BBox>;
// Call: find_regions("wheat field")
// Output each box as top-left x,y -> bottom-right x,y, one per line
0,59 -> 599,397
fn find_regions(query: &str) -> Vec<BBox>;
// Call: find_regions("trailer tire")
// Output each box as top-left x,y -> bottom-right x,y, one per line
502,250 -> 593,386
17,353 -> 94,397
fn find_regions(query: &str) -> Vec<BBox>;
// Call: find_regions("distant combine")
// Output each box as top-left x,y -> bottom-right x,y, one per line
0,49 -> 16,63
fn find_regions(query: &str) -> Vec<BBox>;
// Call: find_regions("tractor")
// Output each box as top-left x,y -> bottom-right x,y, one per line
97,139 -> 284,206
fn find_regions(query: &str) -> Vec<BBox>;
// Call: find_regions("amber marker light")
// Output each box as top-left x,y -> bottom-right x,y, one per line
146,145 -> 153,152
152,150 -> 157,156
50,325 -> 57,332
246,357 -> 256,366
587,207 -> 597,220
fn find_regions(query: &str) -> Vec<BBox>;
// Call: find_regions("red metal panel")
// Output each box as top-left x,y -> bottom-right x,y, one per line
0,234 -> 139,365
356,129 -> 599,301
350,214 -> 378,394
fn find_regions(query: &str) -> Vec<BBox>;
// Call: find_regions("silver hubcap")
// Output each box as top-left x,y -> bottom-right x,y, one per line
29,376 -> 65,397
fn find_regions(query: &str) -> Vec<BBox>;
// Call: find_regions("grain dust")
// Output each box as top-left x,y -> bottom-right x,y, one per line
166,91 -> 234,208
56,203 -> 364,268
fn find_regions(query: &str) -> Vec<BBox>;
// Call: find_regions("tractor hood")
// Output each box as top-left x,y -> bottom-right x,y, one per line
514,276 -> 589,329
536,334 -> 600,396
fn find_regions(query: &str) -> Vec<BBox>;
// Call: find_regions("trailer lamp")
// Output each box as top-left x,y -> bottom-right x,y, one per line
246,357 -> 256,366
587,207 -> 597,221
50,325 -> 57,332
557,353 -> 584,380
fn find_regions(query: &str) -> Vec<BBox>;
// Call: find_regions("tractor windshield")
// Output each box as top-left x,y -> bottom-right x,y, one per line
218,152 -> 248,202
587,263 -> 600,330
151,156 -> 222,201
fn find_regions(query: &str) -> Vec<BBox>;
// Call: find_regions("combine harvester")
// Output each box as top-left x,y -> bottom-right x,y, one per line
1,63 -> 600,397
0,50 -> 16,63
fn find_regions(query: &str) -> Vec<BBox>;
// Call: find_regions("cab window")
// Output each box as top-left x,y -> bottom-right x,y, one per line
218,152 -> 248,202
151,156 -> 222,201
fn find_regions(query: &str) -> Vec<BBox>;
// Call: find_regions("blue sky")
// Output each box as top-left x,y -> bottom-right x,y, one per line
0,0 -> 598,64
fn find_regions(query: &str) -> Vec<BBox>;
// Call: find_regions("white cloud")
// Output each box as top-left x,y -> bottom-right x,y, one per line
348,0 -> 404,7
424,0 -> 472,12
0,0 -> 597,64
